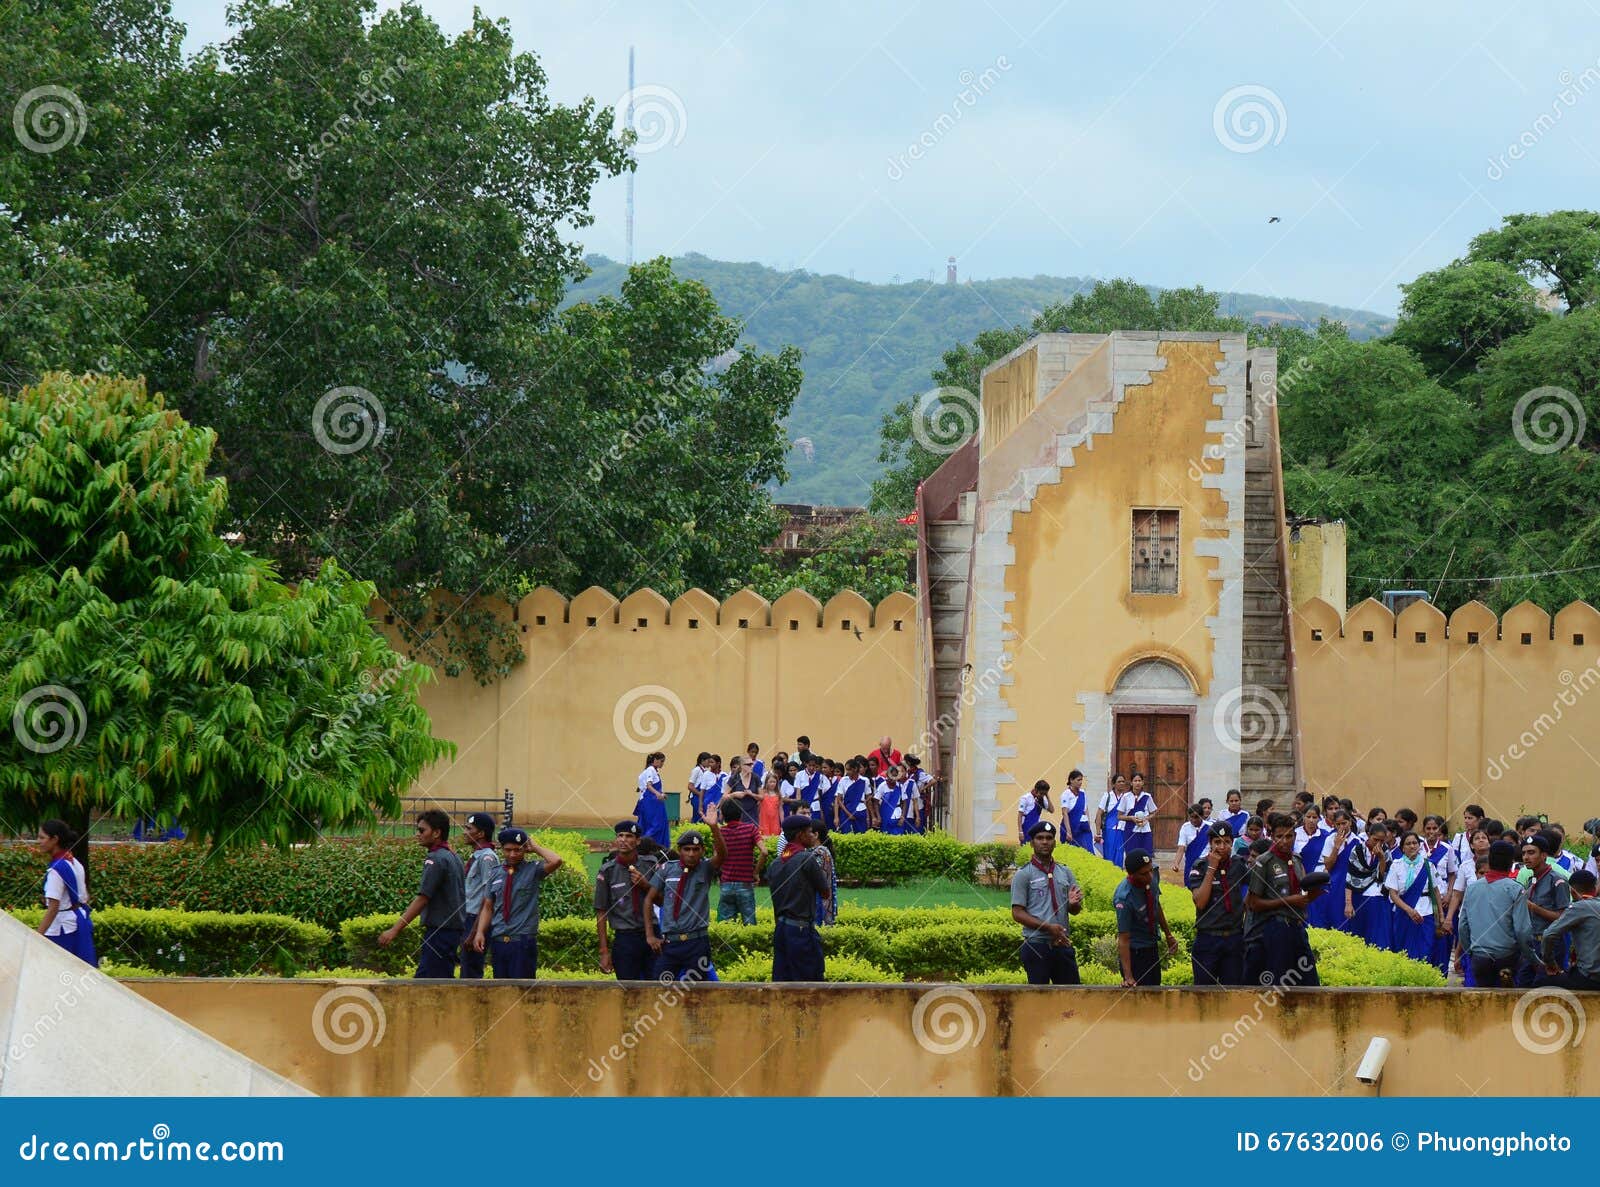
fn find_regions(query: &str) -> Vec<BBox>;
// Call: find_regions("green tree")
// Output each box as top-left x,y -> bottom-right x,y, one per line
0,374 -> 453,849
1391,259 -> 1547,382
748,516 -> 914,605
1469,211 -> 1600,310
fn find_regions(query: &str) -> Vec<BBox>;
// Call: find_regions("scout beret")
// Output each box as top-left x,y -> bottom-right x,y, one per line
677,830 -> 705,847
614,820 -> 642,836
1209,822 -> 1234,840
781,815 -> 815,840
1489,839 -> 1519,864
498,827 -> 528,845
1526,832 -> 1554,854
1027,820 -> 1056,838
466,811 -> 498,835
1123,850 -> 1153,873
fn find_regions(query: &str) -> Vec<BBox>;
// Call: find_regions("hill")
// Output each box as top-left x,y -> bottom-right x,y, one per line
566,254 -> 1393,504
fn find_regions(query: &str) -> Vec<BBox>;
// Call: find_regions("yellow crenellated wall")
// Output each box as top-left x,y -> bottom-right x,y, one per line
385,587 -> 919,827
1294,596 -> 1600,828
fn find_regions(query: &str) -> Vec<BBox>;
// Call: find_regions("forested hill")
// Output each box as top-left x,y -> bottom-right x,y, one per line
566,253 -> 1393,504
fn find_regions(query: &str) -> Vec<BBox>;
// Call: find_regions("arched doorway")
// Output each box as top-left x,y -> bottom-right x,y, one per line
1109,659 -> 1195,851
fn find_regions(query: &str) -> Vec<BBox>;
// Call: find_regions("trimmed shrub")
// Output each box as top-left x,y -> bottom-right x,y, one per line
958,965 -> 1028,984
1313,928 -> 1446,987
9,906 -> 331,975
719,953 -> 896,983
825,832 -> 978,882
293,966 -> 386,979
102,961 -> 163,978
887,922 -> 1020,980
0,832 -> 590,931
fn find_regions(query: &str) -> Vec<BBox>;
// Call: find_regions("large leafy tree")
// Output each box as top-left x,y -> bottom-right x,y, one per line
1391,259 -> 1548,382
1470,211 -> 1600,311
0,373 -> 453,849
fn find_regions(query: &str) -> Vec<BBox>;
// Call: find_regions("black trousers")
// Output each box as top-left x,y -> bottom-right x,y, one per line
611,929 -> 654,980
1537,968 -> 1600,991
773,919 -> 825,982
459,941 -> 487,980
1469,953 -> 1518,989
657,934 -> 712,981
1125,944 -> 1161,985
416,927 -> 462,978
1019,940 -> 1081,985
490,936 -> 538,979
1192,931 -> 1246,986
1245,917 -> 1320,987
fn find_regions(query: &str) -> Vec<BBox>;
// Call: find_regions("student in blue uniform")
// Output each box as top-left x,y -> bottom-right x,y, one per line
1097,775 -> 1126,866
1308,810 -> 1357,930
1221,789 -> 1249,838
1344,823 -> 1391,949
1118,772 -> 1155,857
877,765 -> 907,834
1010,821 -> 1084,984
1420,814 -> 1459,971
1114,850 -> 1178,985
1174,803 -> 1209,881
1017,779 -> 1052,845
379,810 -> 466,978
472,827 -> 564,979
1189,822 -> 1248,985
687,751 -> 712,824
634,752 -> 671,846
1060,769 -> 1095,852
458,811 -> 503,980
745,742 -> 765,785
839,758 -> 870,833
1244,812 -> 1325,986
595,821 -> 663,981
36,820 -> 96,967
1385,831 -> 1440,963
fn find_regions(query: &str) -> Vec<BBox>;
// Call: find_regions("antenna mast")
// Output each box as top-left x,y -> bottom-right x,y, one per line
626,46 -> 635,266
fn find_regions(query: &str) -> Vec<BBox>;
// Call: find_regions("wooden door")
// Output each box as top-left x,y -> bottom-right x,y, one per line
1113,712 -> 1191,850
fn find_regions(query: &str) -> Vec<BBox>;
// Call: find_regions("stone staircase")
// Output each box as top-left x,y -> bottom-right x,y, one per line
1240,403 -> 1300,814
926,490 -> 976,781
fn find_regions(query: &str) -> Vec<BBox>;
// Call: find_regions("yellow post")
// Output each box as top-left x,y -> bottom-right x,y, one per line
1421,779 -> 1449,822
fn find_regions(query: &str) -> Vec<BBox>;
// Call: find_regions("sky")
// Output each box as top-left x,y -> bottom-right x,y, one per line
169,1 -> 1600,316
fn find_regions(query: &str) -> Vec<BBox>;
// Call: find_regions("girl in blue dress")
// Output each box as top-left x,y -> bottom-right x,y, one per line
1386,831 -> 1440,963
37,819 -> 96,966
1099,775 -> 1126,867
634,751 -> 671,846
1062,768 -> 1095,851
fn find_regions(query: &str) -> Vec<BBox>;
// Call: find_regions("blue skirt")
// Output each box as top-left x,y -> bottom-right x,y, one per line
1102,827 -> 1124,868
47,913 -> 97,967
1348,895 -> 1391,950
1390,908 -> 1434,963
636,795 -> 670,846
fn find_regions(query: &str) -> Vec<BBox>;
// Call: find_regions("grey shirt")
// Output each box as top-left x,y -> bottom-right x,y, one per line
650,859 -> 715,936
766,847 -> 829,921
595,855 -> 660,932
1009,859 -> 1080,941
1524,866 -> 1571,937
418,846 -> 466,930
1542,897 -> 1600,975
1188,854 -> 1250,935
486,859 -> 549,939
462,845 -> 502,926
1457,875 -> 1535,962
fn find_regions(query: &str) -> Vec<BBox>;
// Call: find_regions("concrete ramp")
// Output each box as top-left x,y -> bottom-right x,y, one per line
0,910 -> 310,1096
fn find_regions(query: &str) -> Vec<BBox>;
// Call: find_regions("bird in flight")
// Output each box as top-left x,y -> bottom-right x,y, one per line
1267,216 -> 1281,223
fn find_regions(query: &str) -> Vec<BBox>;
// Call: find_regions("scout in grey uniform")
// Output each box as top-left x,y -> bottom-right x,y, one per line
1009,820 -> 1083,985
470,827 -> 565,979
378,809 -> 466,978
595,820 -> 661,980
458,811 -> 502,980
1539,869 -> 1600,990
1518,832 -> 1572,986
1244,812 -> 1325,986
767,815 -> 830,981
644,829 -> 721,981
1188,821 -> 1249,985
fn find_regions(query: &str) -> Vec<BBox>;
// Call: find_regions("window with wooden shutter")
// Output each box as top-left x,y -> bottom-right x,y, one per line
1131,509 -> 1179,595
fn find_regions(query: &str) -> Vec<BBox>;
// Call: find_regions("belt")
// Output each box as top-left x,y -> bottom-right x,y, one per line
493,934 -> 536,944
777,916 -> 815,928
666,931 -> 707,943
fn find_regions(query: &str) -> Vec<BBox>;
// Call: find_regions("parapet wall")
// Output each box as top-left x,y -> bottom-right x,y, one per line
387,586 -> 920,827
1295,596 -> 1600,826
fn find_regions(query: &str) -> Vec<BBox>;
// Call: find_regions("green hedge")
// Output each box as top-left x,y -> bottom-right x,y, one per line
10,906 -> 331,975
0,832 -> 590,931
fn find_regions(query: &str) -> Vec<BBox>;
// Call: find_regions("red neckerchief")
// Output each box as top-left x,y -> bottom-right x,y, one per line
780,841 -> 805,859
1031,857 -> 1058,914
1143,881 -> 1162,936
502,864 -> 516,922
672,860 -> 694,922
1216,860 -> 1233,912
1273,842 -> 1300,893
616,853 -> 644,918
427,842 -> 449,853
1485,870 -> 1513,883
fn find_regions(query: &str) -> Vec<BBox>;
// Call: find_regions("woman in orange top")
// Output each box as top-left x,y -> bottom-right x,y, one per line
758,771 -> 783,838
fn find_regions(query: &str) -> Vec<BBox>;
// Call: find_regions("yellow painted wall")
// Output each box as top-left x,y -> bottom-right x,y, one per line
126,979 -> 1597,1097
1289,521 -> 1346,614
1294,596 -> 1600,827
980,346 -> 1037,454
991,341 -> 1229,836
388,587 -> 918,828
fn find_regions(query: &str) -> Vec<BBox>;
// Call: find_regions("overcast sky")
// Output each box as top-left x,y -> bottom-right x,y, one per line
170,1 -> 1600,315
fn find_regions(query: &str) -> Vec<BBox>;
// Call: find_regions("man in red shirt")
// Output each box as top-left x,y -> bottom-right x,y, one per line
710,801 -> 764,926
869,736 -> 901,778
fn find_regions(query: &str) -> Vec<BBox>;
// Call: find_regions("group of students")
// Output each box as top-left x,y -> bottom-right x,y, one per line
633,734 -> 936,846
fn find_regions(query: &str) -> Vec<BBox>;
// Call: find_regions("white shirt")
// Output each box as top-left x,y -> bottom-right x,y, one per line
878,781 -> 904,819
1425,841 -> 1459,896
1452,860 -> 1479,895
1097,791 -> 1119,819
1385,856 -> 1434,916
688,764 -> 704,791
1293,827 -> 1320,855
637,767 -> 660,797
779,779 -> 796,802
1176,821 -> 1201,851
43,857 -> 87,936
810,775 -> 831,812
1018,791 -> 1039,817
1117,791 -> 1152,833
